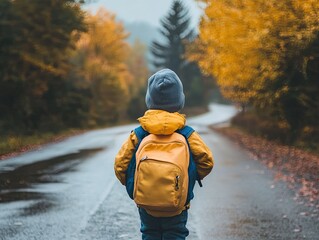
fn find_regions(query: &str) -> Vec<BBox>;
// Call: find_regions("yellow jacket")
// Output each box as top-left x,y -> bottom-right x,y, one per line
114,110 -> 214,185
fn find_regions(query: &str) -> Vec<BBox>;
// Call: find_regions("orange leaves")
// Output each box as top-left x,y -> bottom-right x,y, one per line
76,8 -> 132,94
195,0 -> 319,104
87,9 -> 129,65
70,8 -> 134,125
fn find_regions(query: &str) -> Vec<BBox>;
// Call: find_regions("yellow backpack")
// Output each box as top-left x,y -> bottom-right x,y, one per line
134,132 -> 190,217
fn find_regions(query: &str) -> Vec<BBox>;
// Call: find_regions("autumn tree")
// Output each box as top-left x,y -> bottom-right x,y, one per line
195,0 -> 319,140
72,8 -> 131,126
126,40 -> 149,119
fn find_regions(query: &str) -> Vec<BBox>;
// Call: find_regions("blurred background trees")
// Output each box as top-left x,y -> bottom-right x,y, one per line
0,0 -> 318,151
0,0 -> 214,137
151,0 -> 212,109
71,9 -> 131,126
0,0 -> 87,132
125,40 -> 149,120
194,0 -> 319,149
0,0 -> 149,134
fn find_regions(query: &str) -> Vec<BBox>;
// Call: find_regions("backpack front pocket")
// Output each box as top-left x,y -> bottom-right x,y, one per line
134,158 -> 184,212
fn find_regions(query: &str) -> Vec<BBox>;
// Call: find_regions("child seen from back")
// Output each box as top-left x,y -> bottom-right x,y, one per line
114,69 -> 214,240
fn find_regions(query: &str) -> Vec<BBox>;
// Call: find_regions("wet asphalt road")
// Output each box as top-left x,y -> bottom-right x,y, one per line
0,104 -> 318,240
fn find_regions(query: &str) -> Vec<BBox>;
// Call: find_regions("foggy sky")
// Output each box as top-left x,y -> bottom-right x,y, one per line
83,0 -> 203,27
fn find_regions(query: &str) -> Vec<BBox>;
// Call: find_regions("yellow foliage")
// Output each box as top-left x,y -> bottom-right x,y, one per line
72,8 -> 134,124
76,8 -> 131,95
195,0 -> 319,103
125,40 -> 149,96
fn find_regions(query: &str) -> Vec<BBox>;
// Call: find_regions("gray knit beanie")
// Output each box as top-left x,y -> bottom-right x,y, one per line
145,68 -> 185,112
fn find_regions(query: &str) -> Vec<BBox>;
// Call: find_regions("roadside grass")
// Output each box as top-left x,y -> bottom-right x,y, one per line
0,130 -> 84,160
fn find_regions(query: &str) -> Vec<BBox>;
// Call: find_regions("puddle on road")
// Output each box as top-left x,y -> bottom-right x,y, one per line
20,200 -> 57,217
0,148 -> 104,215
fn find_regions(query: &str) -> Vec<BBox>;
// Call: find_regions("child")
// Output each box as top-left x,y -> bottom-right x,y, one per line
114,68 -> 214,240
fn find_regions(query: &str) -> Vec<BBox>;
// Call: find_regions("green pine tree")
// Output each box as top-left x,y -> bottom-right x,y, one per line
151,0 -> 208,108
151,0 -> 194,74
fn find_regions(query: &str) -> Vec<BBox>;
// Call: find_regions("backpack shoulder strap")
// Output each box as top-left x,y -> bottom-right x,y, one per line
177,125 -> 203,188
177,125 -> 194,139
133,126 -> 149,143
126,126 -> 149,200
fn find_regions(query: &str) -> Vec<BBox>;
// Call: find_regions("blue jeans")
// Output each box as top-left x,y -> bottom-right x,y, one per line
138,208 -> 189,240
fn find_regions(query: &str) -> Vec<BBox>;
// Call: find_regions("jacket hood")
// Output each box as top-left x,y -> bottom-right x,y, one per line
138,110 -> 186,135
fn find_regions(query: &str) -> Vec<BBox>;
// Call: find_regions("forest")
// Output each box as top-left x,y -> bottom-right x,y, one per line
0,0 -> 318,153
